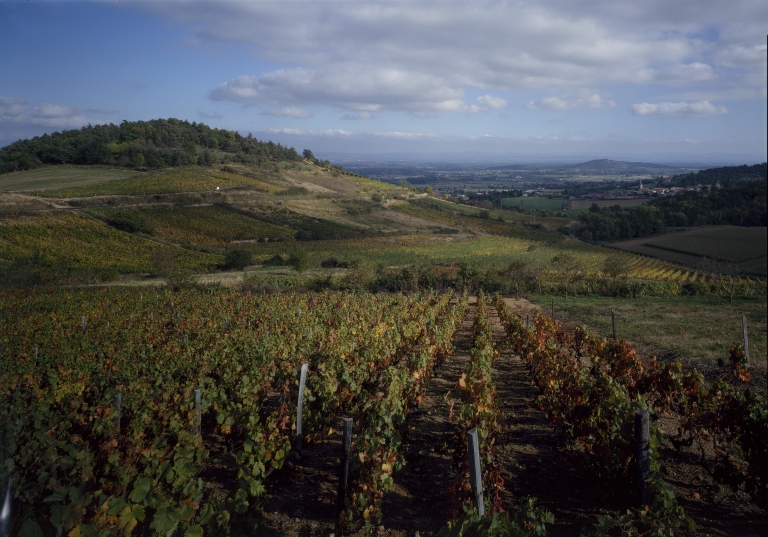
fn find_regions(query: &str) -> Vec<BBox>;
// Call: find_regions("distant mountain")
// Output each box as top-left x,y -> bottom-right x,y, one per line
556,159 -> 693,175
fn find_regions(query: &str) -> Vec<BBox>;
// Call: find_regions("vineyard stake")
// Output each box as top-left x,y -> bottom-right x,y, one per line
296,363 -> 309,457
611,309 -> 616,339
467,427 -> 485,517
150,312 -> 153,322
195,389 -> 202,436
115,393 -> 122,436
82,316 -> 86,332
635,409 -> 650,507
1,472 -> 12,536
551,297 -> 554,320
526,315 -> 530,330
336,417 -> 353,526
742,316 -> 750,367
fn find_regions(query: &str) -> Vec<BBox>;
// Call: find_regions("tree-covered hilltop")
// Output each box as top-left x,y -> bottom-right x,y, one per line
0,118 -> 308,173
669,162 -> 766,187
574,180 -> 767,242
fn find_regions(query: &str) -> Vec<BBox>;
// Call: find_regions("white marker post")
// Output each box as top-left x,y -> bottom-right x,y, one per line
194,389 -> 202,436
296,363 -> 309,457
743,316 -> 750,367
467,428 -> 485,517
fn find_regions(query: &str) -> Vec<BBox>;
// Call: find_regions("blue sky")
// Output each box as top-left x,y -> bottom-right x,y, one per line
1,0 -> 766,165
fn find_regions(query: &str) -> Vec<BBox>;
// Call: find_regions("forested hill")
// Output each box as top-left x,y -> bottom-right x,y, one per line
0,118 -> 309,174
670,162 -> 766,187
575,180 -> 767,242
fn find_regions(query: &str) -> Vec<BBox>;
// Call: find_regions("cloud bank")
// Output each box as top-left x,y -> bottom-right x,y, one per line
631,101 -> 728,117
146,1 -> 766,117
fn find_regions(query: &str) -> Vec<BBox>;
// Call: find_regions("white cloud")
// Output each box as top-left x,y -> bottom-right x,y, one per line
476,95 -> 508,109
261,106 -> 310,118
0,96 -> 31,120
197,110 -> 224,119
341,111 -> 375,120
208,67 -> 476,114
630,100 -> 728,117
527,92 -> 616,110
141,1 -> 763,116
0,98 -> 115,129
266,128 -> 352,137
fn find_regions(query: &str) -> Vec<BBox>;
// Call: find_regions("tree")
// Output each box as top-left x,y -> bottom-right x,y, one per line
551,253 -> 585,300
302,149 -> 315,161
700,257 -> 741,302
152,247 -> 191,290
603,253 -> 630,281
503,260 -> 529,298
289,249 -> 309,273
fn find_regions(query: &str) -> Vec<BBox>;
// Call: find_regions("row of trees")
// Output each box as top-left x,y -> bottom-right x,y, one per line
575,180 -> 766,242
0,118 -> 304,173
670,162 -> 766,187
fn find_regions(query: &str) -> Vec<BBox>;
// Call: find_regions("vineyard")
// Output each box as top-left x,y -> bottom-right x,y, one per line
0,288 -> 766,536
0,212 -> 221,275
99,206 -> 297,248
0,288 -> 464,536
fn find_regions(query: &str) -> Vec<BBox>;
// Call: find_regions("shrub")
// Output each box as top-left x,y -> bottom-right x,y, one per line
107,211 -> 155,234
223,249 -> 253,270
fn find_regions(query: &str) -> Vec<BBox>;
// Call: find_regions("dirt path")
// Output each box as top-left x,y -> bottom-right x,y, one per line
487,301 -> 628,536
377,298 -> 477,536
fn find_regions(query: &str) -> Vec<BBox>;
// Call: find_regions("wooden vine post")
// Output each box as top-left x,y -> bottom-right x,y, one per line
296,363 -> 309,458
336,418 -> 353,528
526,314 -> 530,330
611,309 -> 616,339
467,427 -> 485,517
635,409 -> 650,507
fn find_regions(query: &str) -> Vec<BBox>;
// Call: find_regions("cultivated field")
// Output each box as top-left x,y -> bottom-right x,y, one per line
569,198 -> 648,209
613,226 -> 768,275
0,165 -> 142,192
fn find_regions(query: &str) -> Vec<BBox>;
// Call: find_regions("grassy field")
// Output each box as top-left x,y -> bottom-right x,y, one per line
528,294 -> 767,371
40,169 -> 284,198
570,198 -> 648,209
613,226 -> 768,275
0,165 -> 141,192
503,196 -> 566,212
392,199 -> 568,241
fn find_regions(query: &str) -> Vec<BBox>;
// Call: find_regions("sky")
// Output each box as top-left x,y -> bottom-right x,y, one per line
1,0 -> 766,165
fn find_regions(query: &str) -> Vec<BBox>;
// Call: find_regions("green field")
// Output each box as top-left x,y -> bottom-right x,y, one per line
529,294 -> 767,371
0,165 -> 142,192
503,196 -> 566,212
644,226 -> 767,263
613,226 -> 768,276
41,169 -> 284,198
